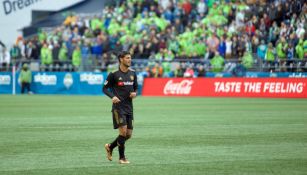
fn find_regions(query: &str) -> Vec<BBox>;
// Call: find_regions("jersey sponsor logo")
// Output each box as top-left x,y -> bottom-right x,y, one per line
163,80 -> 193,95
34,73 -> 57,85
118,81 -> 134,86
118,82 -> 124,86
123,81 -> 134,85
0,75 -> 11,85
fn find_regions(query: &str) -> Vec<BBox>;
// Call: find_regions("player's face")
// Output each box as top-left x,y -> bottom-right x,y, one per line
121,54 -> 132,67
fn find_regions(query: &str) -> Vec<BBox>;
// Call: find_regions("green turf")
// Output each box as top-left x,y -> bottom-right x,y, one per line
0,95 -> 306,175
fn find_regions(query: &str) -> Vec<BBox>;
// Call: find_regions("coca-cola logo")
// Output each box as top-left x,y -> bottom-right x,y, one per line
163,79 -> 194,95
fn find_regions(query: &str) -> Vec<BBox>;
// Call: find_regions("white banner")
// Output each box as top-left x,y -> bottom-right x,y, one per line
0,0 -> 85,46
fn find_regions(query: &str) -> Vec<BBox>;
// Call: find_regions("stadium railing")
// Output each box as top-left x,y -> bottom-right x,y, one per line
1,54 -> 307,74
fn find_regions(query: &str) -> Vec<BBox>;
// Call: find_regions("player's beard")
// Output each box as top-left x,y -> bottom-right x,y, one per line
123,62 -> 131,68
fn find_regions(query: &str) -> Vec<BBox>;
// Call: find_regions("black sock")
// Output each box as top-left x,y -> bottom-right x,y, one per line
109,136 -> 119,150
117,135 -> 126,159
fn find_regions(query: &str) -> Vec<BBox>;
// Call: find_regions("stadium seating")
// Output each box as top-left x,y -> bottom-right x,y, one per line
0,0 -> 306,76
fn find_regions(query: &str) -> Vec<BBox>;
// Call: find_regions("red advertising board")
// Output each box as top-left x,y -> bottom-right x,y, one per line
142,78 -> 307,98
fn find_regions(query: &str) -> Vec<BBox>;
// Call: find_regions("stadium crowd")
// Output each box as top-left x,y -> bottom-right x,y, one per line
0,0 -> 306,77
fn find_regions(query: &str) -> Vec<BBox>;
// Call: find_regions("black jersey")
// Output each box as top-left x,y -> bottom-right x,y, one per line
103,68 -> 138,115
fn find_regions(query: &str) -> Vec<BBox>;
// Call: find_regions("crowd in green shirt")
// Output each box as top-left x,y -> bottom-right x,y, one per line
7,0 -> 307,74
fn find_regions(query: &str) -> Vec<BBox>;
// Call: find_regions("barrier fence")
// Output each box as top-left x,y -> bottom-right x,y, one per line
1,71 -> 307,97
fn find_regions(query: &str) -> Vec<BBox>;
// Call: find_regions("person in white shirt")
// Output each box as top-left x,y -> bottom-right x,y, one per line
225,36 -> 232,59
0,47 -> 11,71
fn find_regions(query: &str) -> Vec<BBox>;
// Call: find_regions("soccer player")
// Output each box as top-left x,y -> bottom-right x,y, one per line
102,51 -> 138,164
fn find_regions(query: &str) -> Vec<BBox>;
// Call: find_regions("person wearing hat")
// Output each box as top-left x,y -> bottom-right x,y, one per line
19,63 -> 32,94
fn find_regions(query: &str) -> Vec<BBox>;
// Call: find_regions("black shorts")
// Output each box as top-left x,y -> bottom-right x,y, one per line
112,109 -> 134,129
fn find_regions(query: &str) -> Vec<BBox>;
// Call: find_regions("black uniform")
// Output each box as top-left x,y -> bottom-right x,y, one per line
103,68 -> 138,129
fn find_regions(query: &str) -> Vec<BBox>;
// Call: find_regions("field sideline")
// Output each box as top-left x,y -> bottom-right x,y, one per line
0,95 -> 306,175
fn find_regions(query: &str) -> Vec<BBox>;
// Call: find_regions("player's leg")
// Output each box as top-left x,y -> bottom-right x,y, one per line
118,123 -> 130,163
126,129 -> 132,141
126,115 -> 134,141
105,110 -> 124,161
105,110 -> 129,163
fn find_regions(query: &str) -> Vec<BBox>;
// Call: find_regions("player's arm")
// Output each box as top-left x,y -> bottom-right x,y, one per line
103,72 -> 121,103
130,72 -> 138,99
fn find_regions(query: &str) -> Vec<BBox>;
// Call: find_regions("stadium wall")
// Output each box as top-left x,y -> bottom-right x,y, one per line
1,71 -> 307,97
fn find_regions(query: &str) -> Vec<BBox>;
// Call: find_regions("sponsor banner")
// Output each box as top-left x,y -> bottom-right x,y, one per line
142,78 -> 307,98
30,72 -> 80,94
0,71 -> 145,95
0,72 -> 108,95
245,72 -> 307,78
30,72 -> 107,95
0,72 -> 12,94
206,72 -> 307,78
79,72 -> 104,95
206,72 -> 233,77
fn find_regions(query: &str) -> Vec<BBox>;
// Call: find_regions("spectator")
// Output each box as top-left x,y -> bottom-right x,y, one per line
151,63 -> 163,77
59,44 -> 68,63
206,32 -> 219,52
19,63 -> 32,94
25,41 -> 39,60
72,46 -> 82,71
183,65 -> 194,78
197,65 -> 205,77
276,37 -> 287,71
257,40 -> 267,60
246,21 -> 256,36
295,39 -> 304,60
210,52 -> 224,72
40,44 -> 53,70
265,42 -> 276,72
0,47 -> 10,71
174,64 -> 184,77
218,36 -> 226,58
197,0 -> 207,16
225,36 -> 232,59
10,44 -> 21,65
6,0 -> 306,74
242,51 -> 254,69
52,42 -> 60,62
161,60 -> 171,77
286,43 -> 295,72
296,23 -> 305,38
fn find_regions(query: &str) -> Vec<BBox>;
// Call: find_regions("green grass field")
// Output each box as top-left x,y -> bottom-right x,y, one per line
0,95 -> 306,175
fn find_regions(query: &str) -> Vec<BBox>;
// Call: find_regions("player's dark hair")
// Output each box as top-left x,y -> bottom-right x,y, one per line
117,51 -> 131,62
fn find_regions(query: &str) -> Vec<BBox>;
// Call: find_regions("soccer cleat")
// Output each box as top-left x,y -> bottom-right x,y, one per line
119,158 -> 130,164
104,144 -> 112,161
